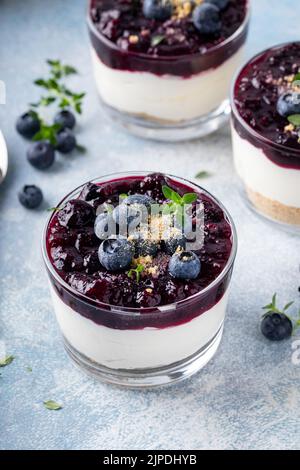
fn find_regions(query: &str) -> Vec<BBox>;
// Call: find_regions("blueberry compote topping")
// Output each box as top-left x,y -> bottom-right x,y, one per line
89,0 -> 248,76
46,174 -> 233,316
233,43 -> 300,169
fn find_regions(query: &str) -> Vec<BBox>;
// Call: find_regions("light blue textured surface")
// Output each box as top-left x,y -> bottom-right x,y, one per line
1,0 -> 300,450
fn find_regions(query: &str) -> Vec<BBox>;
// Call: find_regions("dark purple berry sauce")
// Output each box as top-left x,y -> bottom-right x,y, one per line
45,173 -> 234,329
232,42 -> 300,169
88,0 -> 248,77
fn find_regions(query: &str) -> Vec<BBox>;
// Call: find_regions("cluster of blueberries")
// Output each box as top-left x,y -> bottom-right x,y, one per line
63,193 -> 201,281
16,109 -> 77,209
143,0 -> 229,35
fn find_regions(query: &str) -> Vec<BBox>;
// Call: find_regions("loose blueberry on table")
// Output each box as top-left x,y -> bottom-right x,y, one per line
46,173 -> 232,308
27,140 -> 55,170
16,112 -> 41,139
18,185 -> 43,209
261,294 -> 294,342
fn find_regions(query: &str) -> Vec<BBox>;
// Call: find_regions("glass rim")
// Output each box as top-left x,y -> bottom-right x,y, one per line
42,171 -> 238,316
86,0 -> 250,63
230,40 -> 300,156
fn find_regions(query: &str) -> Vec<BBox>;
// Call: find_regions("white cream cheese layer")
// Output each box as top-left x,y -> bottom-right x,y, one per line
51,287 -> 228,370
91,47 -> 245,122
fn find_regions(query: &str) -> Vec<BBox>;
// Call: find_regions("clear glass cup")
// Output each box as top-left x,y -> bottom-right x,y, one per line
42,172 -> 237,387
87,1 -> 250,142
231,43 -> 300,233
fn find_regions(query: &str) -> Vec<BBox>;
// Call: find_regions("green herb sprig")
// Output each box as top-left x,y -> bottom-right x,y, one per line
162,185 -> 197,226
32,123 -> 61,146
32,60 -> 85,114
127,264 -> 145,283
262,293 -> 294,319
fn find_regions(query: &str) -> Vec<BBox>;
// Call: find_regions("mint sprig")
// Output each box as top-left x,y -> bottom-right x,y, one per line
162,185 -> 197,226
162,185 -> 197,206
127,264 -> 145,283
32,122 -> 61,146
32,60 -> 85,114
262,293 -> 294,318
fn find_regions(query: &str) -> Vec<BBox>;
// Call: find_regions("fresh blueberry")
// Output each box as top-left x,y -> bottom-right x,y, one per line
113,195 -> 153,231
261,313 -> 293,341
94,213 -> 115,240
204,0 -> 229,11
56,128 -> 77,154
16,112 -> 40,139
54,110 -> 76,130
131,231 -> 158,257
276,92 -> 300,118
163,232 -> 186,255
193,4 -> 222,35
123,194 -> 155,208
58,200 -> 95,228
98,238 -> 134,271
18,185 -> 43,209
169,251 -> 201,280
143,0 -> 173,21
27,141 -> 55,170
114,194 -> 155,230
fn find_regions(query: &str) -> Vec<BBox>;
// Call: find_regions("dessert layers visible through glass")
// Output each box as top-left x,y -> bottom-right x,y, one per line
42,172 -> 237,387
231,42 -> 300,230
87,0 -> 249,141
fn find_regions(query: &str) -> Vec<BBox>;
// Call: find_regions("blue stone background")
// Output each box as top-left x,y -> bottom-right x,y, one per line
1,0 -> 300,450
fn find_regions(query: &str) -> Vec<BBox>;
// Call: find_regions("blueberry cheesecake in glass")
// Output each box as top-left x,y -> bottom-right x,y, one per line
231,42 -> 300,230
87,0 -> 249,141
42,172 -> 237,387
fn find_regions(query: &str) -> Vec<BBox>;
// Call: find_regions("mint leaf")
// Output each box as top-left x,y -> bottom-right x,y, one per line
43,400 -> 63,411
284,301 -> 294,311
127,264 -> 145,283
151,35 -> 165,47
75,144 -> 87,154
288,114 -> 300,126
0,355 -> 14,367
182,193 -> 197,204
162,185 -> 174,201
195,171 -> 212,179
293,73 -> 300,83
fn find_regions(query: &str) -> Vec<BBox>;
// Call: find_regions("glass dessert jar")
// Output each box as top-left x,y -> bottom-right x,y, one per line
87,0 -> 250,141
42,172 -> 237,387
231,42 -> 300,232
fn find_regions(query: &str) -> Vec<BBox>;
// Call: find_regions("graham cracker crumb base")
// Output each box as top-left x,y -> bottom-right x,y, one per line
246,187 -> 300,226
